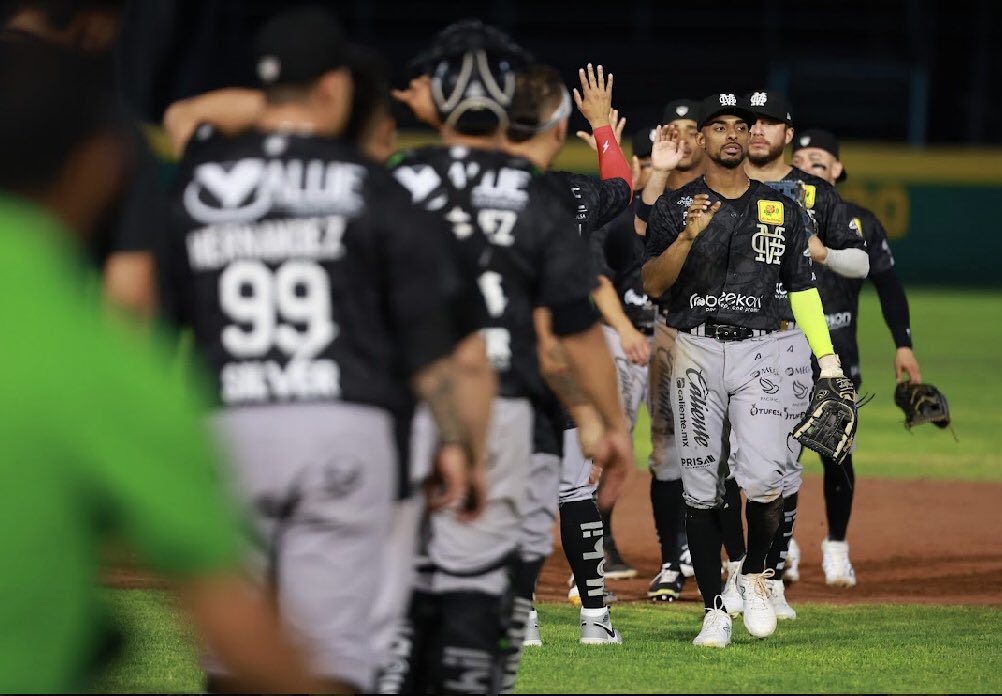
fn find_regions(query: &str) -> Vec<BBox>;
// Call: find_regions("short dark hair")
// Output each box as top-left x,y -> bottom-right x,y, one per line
507,64 -> 565,143
0,41 -> 121,195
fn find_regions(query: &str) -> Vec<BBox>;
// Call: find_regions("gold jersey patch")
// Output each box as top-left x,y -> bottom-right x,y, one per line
803,184 -> 816,209
757,199 -> 785,225
850,217 -> 863,237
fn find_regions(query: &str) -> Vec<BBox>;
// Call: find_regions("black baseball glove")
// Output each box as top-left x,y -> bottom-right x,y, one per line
894,382 -> 951,430
793,376 -> 858,465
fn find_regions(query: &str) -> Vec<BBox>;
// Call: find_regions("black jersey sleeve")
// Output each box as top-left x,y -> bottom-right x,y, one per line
594,177 -> 632,228
373,176 -> 460,375
644,192 -> 683,262
534,184 -> 600,335
823,200 -> 867,252
779,203 -> 815,294
854,207 -> 896,276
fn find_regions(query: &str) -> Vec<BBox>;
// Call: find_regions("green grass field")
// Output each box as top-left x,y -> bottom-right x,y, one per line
95,288 -> 1002,693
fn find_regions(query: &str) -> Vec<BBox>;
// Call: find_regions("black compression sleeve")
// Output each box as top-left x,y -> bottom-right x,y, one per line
549,296 -> 600,337
870,268 -> 912,348
635,199 -> 653,222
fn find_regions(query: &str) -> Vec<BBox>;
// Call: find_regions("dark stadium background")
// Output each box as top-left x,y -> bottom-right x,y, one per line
118,0 -> 1002,145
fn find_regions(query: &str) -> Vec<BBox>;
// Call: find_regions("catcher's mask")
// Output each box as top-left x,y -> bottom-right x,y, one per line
412,19 -> 532,135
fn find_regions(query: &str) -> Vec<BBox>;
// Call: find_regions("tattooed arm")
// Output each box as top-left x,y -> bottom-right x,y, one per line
411,352 -> 487,521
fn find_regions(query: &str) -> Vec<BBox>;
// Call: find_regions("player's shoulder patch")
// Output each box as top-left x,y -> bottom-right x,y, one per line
803,184 -> 817,209
757,199 -> 785,225
850,217 -> 863,237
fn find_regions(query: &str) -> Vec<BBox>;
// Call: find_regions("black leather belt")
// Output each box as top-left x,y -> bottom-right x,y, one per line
687,323 -> 775,342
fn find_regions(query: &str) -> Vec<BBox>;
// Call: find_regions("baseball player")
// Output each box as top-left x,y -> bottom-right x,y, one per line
159,8 -> 477,692
385,23 -> 633,693
503,62 -> 634,647
635,100 -> 722,601
642,93 -> 853,648
792,128 -> 923,586
714,91 -> 870,621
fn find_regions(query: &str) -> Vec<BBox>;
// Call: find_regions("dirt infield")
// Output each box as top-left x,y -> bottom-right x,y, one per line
536,472 -> 1002,606
106,472 -> 1002,606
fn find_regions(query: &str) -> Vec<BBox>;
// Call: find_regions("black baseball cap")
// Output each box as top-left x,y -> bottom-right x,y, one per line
631,126 -> 658,159
697,93 -> 756,129
744,90 -> 793,125
254,5 -> 352,86
662,99 -> 700,125
794,128 -> 847,181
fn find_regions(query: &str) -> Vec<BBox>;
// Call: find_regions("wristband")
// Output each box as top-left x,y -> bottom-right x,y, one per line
635,199 -> 653,222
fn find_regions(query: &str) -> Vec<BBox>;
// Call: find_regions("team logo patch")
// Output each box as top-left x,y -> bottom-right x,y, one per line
803,185 -> 816,209
799,135 -> 811,147
676,105 -> 689,116
757,199 -> 785,225
851,217 -> 863,237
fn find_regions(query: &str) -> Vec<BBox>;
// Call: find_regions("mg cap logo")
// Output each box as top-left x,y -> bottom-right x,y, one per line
676,105 -> 689,116
750,92 -> 768,107
799,135 -> 811,147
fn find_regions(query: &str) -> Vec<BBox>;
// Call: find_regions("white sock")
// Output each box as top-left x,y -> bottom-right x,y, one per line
580,607 -> 607,619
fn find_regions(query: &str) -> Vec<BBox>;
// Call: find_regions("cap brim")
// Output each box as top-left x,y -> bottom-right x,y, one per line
699,107 -> 757,129
749,108 -> 792,125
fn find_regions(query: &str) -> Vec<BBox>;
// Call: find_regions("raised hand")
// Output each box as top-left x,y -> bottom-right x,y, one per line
573,63 -> 614,129
391,75 -> 441,128
650,124 -> 685,172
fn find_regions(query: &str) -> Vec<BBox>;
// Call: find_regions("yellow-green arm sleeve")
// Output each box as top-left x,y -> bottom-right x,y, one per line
789,288 -> 835,359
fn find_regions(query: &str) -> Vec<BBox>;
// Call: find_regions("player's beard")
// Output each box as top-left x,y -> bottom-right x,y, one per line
710,147 -> 746,170
747,140 -> 785,167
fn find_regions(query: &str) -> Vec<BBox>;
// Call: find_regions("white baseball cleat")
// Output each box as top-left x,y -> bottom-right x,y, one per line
740,569 -> 778,638
692,596 -> 732,648
822,539 -> 857,587
720,559 -> 744,615
785,537 -> 801,583
767,578 -> 797,620
579,607 -> 623,645
523,609 -> 542,646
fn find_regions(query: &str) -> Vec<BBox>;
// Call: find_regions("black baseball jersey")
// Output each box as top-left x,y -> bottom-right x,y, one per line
645,176 -> 815,331
390,145 -> 599,400
593,201 -> 656,334
161,130 -> 460,413
771,169 -> 865,322
547,171 -> 632,239
819,202 -> 897,371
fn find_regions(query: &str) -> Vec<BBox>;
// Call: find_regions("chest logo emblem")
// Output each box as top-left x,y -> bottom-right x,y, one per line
757,199 -> 785,225
752,223 -> 786,265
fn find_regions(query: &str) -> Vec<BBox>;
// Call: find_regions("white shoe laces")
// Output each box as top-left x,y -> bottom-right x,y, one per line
701,596 -> 729,631
744,569 -> 775,610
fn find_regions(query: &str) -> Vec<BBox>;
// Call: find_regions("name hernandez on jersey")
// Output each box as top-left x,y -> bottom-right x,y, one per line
644,177 -> 814,331
391,145 -> 598,400
163,130 -> 459,410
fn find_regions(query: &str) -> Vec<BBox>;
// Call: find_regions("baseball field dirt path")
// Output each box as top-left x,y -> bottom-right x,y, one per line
105,472 -> 1002,606
535,472 -> 1002,606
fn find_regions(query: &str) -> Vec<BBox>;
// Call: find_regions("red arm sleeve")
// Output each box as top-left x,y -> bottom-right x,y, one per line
592,125 -> 633,201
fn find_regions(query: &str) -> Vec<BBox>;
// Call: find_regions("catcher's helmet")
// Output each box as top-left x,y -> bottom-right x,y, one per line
412,19 -> 532,135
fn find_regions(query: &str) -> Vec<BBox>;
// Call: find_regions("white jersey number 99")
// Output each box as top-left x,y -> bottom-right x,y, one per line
220,260 -> 337,360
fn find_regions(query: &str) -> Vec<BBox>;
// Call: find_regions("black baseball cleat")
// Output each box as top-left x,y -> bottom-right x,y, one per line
604,542 -> 637,580
648,563 -> 685,602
